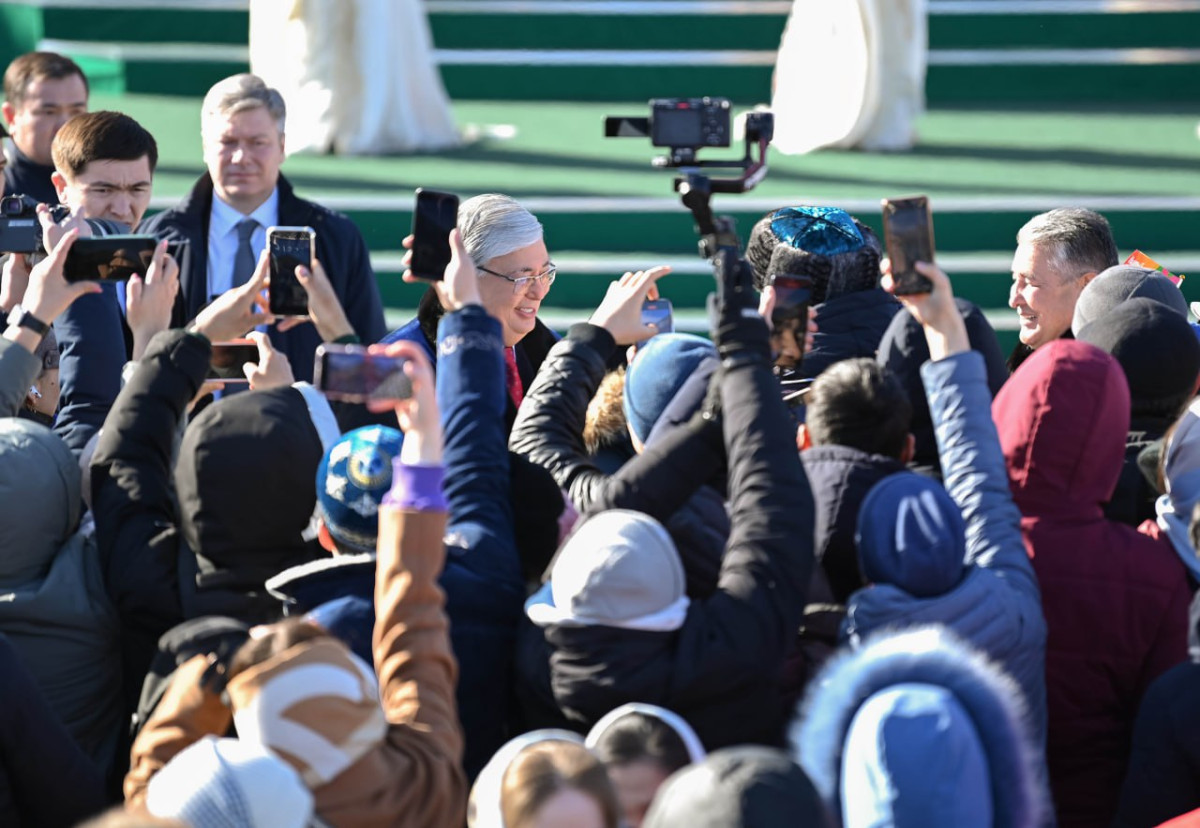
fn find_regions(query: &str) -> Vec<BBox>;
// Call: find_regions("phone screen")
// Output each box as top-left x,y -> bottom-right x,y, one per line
208,339 -> 258,383
63,236 -> 158,283
641,298 -> 674,335
268,228 -> 313,316
882,196 -> 935,295
410,189 -> 459,281
315,345 -> 413,403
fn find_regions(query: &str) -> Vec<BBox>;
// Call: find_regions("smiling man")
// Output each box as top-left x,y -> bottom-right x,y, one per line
140,73 -> 385,381
381,193 -> 560,431
1008,207 -> 1118,372
3,52 -> 89,204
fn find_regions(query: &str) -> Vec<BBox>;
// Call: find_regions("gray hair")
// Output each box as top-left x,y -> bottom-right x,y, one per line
1016,208 -> 1118,282
201,73 -> 286,136
458,193 -> 544,266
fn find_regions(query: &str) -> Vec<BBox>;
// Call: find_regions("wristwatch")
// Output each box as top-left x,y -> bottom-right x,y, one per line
6,305 -> 50,338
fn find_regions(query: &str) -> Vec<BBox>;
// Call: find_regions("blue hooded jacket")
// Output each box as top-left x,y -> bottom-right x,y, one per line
843,351 -> 1048,749
795,626 -> 1047,828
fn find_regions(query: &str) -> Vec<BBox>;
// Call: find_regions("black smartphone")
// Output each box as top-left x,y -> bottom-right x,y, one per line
771,273 -> 812,361
208,339 -> 258,384
881,196 -> 936,295
63,235 -> 158,283
641,298 -> 674,336
314,344 -> 413,403
410,189 -> 459,281
267,226 -> 314,316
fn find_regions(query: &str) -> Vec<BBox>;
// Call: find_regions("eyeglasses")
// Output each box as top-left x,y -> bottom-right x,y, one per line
478,263 -> 558,294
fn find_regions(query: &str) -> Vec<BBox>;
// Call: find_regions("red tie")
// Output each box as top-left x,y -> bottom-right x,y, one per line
504,347 -> 524,407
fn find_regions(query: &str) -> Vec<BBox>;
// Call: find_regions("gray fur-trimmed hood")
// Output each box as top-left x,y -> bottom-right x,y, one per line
792,626 -> 1046,828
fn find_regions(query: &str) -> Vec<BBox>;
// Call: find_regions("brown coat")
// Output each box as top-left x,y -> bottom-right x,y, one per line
125,506 -> 467,827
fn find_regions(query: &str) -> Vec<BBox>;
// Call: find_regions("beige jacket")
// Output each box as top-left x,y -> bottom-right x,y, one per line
125,506 -> 466,827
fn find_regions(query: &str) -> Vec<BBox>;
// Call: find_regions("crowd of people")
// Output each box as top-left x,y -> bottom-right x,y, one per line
3,48 -> 1200,828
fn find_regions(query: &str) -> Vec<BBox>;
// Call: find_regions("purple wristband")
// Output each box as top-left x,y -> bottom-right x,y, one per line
382,459 -> 448,512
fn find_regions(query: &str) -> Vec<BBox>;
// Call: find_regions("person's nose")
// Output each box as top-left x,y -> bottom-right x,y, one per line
112,191 -> 132,218
524,277 -> 550,300
1009,280 -> 1023,310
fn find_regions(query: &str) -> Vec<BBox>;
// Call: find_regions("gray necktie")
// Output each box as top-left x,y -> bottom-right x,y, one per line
231,218 -> 259,289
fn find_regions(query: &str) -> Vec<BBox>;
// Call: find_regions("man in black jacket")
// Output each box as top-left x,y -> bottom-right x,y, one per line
139,73 -> 385,382
2,51 -> 88,204
516,261 -> 816,749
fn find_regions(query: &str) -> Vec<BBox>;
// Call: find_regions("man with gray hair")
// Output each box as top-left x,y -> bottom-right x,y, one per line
382,192 -> 561,430
141,73 -> 385,381
1007,207 -> 1118,371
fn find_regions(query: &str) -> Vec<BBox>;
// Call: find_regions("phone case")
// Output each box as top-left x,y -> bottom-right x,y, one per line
882,197 -> 935,296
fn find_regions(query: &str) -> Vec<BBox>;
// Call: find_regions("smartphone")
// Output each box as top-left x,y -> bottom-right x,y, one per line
63,235 -> 158,283
267,226 -> 314,316
771,274 -> 813,361
881,196 -> 935,295
314,344 -> 413,403
208,339 -> 258,384
410,189 -> 459,281
641,298 -> 674,336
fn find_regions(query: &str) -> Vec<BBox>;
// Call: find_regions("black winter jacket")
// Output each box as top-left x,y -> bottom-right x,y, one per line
802,288 -> 900,380
139,173 -> 386,382
509,323 -> 730,598
801,444 -> 908,603
0,633 -> 106,826
91,330 -> 324,709
516,331 -> 816,750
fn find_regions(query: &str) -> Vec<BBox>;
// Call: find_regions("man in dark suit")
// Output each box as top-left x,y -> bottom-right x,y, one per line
140,73 -> 385,382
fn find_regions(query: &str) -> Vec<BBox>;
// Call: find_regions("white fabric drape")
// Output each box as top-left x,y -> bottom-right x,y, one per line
249,0 -> 460,155
771,0 -> 927,154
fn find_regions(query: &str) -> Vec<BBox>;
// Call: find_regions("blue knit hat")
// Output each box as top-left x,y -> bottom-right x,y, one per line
856,473 -> 966,597
623,334 -> 718,444
316,426 -> 403,552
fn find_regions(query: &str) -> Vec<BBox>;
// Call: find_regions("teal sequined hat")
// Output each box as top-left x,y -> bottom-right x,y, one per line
746,205 -> 882,303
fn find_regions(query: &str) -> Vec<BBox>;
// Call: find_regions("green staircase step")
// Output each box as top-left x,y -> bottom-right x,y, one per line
291,198 -> 1200,261
368,249 -> 1200,320
30,1 -> 1200,53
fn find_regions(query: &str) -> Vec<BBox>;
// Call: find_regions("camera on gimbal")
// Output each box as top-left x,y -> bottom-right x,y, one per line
0,194 -> 121,255
604,97 -> 774,261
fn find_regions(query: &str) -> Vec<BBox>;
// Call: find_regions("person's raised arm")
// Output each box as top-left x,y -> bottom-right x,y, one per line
671,253 -> 815,699
885,260 -> 1035,583
508,265 -> 669,510
369,344 -> 467,827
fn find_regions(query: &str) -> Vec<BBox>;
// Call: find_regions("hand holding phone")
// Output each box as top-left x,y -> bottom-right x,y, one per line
881,196 -> 936,295
639,298 -> 674,344
770,274 -> 813,365
208,339 -> 258,383
410,189 -> 459,281
314,344 -> 413,403
63,235 -> 158,283
267,226 -> 314,316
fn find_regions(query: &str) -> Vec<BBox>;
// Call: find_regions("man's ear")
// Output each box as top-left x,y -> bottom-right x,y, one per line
51,171 -> 69,204
797,422 -> 812,451
1,101 -> 14,128
316,520 -> 338,554
1080,270 -> 1099,287
900,432 -> 916,464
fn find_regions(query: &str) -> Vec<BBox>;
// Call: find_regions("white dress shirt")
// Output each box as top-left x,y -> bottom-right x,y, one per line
206,188 -> 280,301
